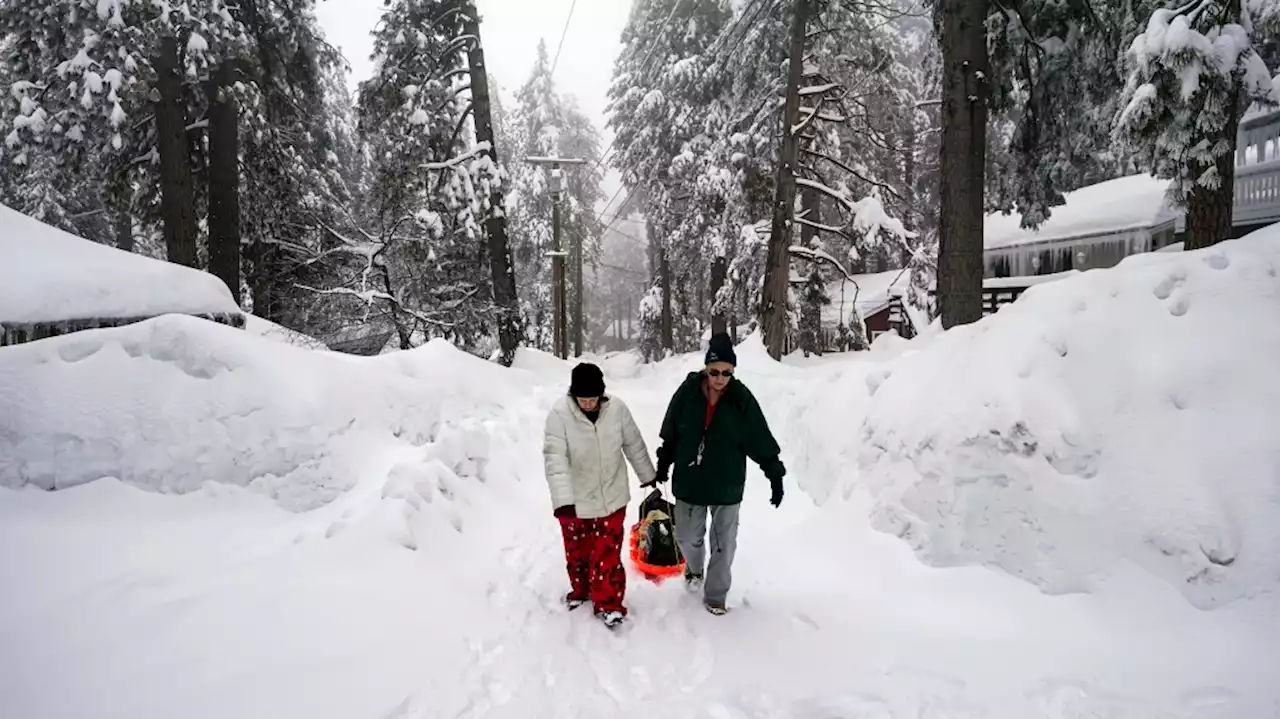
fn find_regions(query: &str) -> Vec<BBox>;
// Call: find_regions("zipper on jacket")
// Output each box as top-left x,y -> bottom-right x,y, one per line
594,408 -> 606,510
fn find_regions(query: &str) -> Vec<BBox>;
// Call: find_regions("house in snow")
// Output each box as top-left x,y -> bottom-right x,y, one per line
0,203 -> 244,346
983,173 -> 1181,279
820,268 -> 915,347
987,107 -> 1280,284
973,106 -> 1280,315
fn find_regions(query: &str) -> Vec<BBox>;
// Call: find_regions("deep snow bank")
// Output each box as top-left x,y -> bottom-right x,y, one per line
0,317 -> 528,510
0,203 -> 239,323
858,228 -> 1280,608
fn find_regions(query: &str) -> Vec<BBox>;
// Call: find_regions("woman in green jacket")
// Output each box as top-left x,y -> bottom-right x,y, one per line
650,332 -> 785,615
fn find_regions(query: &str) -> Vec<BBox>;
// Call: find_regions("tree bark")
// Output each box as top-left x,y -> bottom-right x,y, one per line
901,105 -> 918,266
206,60 -> 242,305
799,183 -> 821,356
249,242 -> 271,318
710,254 -> 727,336
660,245 -> 673,352
153,35 -> 199,268
1184,85 -> 1242,250
760,0 -> 809,359
465,3 -> 521,365
935,0 -> 988,328
114,210 -> 133,253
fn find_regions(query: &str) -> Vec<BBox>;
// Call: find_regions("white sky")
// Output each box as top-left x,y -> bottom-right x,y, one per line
314,0 -> 634,216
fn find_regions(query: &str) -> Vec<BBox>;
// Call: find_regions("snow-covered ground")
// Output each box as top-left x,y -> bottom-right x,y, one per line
3,229 -> 1279,718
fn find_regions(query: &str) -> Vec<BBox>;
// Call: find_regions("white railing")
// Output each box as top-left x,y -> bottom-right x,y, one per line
1235,108 -> 1280,226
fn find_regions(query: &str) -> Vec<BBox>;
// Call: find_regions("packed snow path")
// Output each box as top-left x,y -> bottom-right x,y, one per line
2,345 -> 1274,719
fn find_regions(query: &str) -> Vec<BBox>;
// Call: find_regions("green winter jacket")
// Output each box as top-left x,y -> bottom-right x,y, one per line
655,371 -> 785,507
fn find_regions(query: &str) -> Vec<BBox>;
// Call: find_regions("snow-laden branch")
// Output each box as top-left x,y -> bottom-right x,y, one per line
294,283 -> 457,328
799,83 -> 839,97
422,141 -> 490,171
793,213 -> 846,235
794,177 -> 916,248
789,244 -> 858,284
295,284 -> 392,305
800,148 -> 906,204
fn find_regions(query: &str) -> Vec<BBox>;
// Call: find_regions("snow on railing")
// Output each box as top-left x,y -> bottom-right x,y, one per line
1235,108 -> 1280,226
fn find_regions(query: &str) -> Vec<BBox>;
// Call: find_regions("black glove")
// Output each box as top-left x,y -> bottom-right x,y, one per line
769,477 -> 784,508
650,448 -> 672,487
641,468 -> 668,489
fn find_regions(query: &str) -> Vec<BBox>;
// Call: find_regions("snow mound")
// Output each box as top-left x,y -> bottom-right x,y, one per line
243,315 -> 327,350
858,227 -> 1280,608
0,316 -> 522,511
0,203 -> 239,323
511,345 -> 572,378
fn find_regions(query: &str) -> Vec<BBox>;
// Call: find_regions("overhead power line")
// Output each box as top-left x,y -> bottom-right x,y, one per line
549,0 -> 579,77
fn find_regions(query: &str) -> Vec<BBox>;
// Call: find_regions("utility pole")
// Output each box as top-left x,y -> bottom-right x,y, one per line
525,156 -> 586,359
573,222 -> 584,357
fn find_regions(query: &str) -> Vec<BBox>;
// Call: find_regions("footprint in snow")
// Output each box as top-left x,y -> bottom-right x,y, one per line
1181,686 -> 1238,708
790,611 -> 820,631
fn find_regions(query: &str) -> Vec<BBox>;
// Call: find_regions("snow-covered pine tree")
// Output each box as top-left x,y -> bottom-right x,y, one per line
233,0 -> 360,327
351,0 -> 505,352
0,0 -> 243,264
506,40 -> 605,353
505,47 -> 548,349
607,0 -> 732,358
982,1 -> 1156,231
1114,0 -> 1280,250
558,99 -> 605,355
755,0 -> 918,355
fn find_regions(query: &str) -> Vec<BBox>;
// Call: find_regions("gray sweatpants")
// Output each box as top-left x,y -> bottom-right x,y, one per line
673,500 -> 741,605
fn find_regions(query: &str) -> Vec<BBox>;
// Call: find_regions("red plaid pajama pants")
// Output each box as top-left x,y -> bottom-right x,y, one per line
559,507 -> 627,615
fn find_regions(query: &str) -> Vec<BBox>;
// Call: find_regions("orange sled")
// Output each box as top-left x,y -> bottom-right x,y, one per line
628,487 -> 685,584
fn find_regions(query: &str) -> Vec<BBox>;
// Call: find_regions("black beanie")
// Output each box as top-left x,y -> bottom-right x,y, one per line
705,332 -> 737,366
569,362 -> 606,397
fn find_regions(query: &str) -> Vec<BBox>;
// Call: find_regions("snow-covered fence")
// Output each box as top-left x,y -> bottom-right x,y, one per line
1,312 -> 245,347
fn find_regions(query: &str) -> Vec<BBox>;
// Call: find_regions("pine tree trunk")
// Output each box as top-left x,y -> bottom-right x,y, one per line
935,0 -> 988,329
114,210 -> 133,252
465,3 -> 521,366
1185,85 -> 1242,250
902,108 -> 917,266
710,255 -> 727,335
799,183 -> 820,356
153,35 -> 199,268
249,243 -> 271,318
660,246 -> 673,352
761,0 -> 809,360
206,60 -> 242,305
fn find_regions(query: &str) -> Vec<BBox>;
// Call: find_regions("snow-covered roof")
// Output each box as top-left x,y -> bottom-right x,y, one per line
984,174 -> 1179,251
822,268 -> 911,326
0,203 -> 240,324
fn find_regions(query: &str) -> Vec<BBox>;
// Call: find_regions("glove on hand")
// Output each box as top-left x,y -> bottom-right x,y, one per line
554,504 -> 577,520
643,465 -> 669,488
769,477 -> 784,508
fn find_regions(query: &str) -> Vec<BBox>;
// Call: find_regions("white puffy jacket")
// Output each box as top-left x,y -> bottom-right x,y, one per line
543,395 -> 656,520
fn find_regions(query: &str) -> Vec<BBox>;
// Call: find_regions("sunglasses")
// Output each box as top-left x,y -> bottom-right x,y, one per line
707,369 -> 734,378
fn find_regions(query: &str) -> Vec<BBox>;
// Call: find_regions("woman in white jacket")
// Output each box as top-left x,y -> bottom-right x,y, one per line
543,362 -> 656,628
